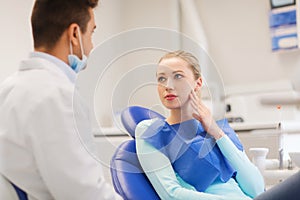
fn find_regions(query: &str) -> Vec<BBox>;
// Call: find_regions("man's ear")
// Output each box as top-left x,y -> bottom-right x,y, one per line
67,23 -> 80,46
194,77 -> 203,92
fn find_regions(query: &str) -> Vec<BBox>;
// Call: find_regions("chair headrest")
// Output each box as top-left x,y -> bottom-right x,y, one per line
120,106 -> 165,138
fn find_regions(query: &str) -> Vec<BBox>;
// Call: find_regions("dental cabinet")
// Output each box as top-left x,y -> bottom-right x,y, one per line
232,124 -> 299,187
226,81 -> 300,187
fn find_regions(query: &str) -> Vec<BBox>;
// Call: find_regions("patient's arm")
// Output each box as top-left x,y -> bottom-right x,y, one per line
217,135 -> 265,198
136,119 -> 226,200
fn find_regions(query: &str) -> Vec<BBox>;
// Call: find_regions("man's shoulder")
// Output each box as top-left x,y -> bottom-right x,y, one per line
1,68 -> 74,105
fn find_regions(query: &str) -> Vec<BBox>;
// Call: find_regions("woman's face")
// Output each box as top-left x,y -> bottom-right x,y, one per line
156,57 -> 201,110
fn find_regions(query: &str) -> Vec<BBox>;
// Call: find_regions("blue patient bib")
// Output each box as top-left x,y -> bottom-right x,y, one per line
141,118 -> 243,192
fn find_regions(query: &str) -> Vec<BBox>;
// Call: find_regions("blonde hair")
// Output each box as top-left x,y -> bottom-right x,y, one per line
158,50 -> 201,80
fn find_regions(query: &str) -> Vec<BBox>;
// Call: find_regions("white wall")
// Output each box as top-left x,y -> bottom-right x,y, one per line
90,0 -> 180,127
93,0 -> 123,45
0,0 -> 34,82
195,0 -> 300,87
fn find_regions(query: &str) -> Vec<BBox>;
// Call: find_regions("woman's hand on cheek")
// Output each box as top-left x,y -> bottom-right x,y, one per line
189,90 -> 224,140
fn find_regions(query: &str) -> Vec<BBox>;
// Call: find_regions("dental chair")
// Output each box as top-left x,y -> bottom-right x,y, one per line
0,174 -> 28,200
110,106 -> 165,200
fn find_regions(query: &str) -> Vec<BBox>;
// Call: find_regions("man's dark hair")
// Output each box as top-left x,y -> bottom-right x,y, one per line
31,0 -> 98,49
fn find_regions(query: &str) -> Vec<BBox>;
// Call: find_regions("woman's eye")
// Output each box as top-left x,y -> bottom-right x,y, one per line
174,74 -> 183,79
157,77 -> 166,83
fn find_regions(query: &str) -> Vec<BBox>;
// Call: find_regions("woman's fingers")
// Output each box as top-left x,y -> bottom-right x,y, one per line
190,91 -> 213,125
192,113 -> 202,122
189,93 -> 201,116
190,92 -> 207,115
190,90 -> 225,139
190,89 -> 199,103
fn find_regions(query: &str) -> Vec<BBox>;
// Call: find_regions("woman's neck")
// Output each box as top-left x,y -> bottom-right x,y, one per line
167,107 -> 194,125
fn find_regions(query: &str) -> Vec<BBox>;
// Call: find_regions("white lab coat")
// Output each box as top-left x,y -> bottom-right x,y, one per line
0,56 -> 121,200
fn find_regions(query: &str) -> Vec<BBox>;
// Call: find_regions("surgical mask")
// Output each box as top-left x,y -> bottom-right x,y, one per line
68,28 -> 87,73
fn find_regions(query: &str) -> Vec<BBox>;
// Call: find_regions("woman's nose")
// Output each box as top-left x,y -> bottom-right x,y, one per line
165,78 -> 174,90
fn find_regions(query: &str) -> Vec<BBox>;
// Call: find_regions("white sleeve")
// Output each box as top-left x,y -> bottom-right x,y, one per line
135,120 -> 226,200
30,88 -> 121,200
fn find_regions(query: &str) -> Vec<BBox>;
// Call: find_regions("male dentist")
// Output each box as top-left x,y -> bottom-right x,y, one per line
0,0 -> 121,199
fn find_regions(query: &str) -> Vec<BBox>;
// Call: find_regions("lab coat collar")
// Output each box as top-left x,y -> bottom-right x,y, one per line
19,52 -> 77,84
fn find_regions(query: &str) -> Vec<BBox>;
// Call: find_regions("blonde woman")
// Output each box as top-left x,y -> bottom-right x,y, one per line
136,50 -> 265,200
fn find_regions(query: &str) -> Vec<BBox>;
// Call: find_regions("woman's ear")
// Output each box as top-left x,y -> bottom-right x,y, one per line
194,77 -> 202,92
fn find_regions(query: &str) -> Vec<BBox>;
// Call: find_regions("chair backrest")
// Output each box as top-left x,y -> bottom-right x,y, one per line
110,106 -> 165,200
0,174 -> 28,200
120,106 -> 165,138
